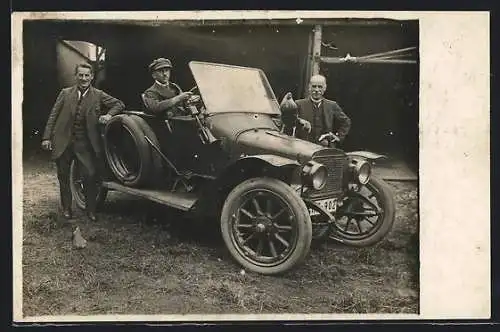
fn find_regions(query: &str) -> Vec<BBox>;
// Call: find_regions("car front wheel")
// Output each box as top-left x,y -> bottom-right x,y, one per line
220,177 -> 312,275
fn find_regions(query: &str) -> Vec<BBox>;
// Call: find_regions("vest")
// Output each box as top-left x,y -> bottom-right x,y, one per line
72,90 -> 88,143
310,101 -> 325,141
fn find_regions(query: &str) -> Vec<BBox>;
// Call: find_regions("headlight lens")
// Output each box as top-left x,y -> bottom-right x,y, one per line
349,158 -> 372,185
357,162 -> 371,185
312,166 -> 328,190
302,161 -> 328,191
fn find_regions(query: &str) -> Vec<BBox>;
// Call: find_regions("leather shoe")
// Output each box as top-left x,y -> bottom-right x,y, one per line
87,212 -> 98,222
62,210 -> 73,219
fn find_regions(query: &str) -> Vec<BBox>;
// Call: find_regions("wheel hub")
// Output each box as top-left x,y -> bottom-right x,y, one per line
256,223 -> 266,232
254,216 -> 273,234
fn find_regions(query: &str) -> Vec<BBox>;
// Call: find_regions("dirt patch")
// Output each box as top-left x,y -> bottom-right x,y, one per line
21,158 -> 419,316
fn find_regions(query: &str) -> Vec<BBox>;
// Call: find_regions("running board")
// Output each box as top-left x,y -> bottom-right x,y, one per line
102,181 -> 198,211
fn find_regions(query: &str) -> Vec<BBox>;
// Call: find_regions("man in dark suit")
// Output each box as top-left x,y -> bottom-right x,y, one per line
141,58 -> 194,117
288,74 -> 351,147
41,63 -> 125,221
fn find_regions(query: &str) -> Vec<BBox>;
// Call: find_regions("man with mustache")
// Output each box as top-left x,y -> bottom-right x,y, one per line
41,62 -> 125,222
281,74 -> 351,147
141,58 -> 194,117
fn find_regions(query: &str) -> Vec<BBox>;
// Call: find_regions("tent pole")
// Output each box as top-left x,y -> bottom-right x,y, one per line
301,28 -> 314,98
357,46 -> 416,60
311,24 -> 322,76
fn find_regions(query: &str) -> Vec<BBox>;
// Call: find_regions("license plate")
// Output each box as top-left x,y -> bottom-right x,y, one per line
309,198 -> 337,216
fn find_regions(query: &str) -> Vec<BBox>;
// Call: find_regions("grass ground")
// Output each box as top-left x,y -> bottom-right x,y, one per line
21,154 -> 419,316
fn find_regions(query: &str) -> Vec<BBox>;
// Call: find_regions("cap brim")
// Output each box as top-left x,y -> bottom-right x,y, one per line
154,64 -> 171,70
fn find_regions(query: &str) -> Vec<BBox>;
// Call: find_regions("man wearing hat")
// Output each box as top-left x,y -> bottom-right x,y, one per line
142,58 -> 193,116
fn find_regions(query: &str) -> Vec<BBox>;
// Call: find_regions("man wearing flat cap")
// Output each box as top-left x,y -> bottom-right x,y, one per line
142,58 -> 193,116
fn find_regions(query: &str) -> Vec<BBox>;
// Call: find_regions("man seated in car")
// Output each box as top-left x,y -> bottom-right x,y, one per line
142,57 -> 194,117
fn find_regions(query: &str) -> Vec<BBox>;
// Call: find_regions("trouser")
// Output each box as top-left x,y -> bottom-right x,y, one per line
55,141 -> 99,214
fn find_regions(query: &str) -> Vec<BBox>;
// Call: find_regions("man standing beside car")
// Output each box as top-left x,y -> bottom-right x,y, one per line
282,74 -> 351,147
142,58 -> 194,117
41,62 -> 125,222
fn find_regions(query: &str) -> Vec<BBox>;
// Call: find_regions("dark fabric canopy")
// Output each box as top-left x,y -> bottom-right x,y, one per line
22,20 -> 418,168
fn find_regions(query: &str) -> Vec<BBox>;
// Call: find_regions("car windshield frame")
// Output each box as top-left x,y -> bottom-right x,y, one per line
189,61 -> 281,116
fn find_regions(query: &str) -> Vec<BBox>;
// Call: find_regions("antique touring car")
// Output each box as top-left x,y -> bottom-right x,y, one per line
69,61 -> 395,275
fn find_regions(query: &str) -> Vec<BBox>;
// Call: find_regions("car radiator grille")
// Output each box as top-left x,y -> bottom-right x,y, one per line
309,154 -> 346,198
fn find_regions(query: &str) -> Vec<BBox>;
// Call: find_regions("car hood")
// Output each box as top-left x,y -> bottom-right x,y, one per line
235,128 -> 326,163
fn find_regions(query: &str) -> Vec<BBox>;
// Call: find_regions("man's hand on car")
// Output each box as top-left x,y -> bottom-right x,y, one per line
319,139 -> 329,147
179,91 -> 193,101
41,139 -> 52,151
99,114 -> 112,124
318,132 -> 340,147
187,94 -> 201,104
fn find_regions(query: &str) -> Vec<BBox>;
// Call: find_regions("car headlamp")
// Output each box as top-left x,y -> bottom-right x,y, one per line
349,158 -> 372,185
357,162 -> 371,185
302,161 -> 328,190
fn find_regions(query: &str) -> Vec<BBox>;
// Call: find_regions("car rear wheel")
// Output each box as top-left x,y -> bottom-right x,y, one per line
69,158 -> 108,211
220,177 -> 312,275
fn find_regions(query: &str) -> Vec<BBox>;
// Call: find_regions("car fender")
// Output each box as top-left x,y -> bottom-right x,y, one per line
346,151 -> 387,161
213,154 -> 301,187
192,154 -> 301,218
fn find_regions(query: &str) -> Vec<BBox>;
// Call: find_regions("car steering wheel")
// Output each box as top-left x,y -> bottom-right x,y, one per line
172,86 -> 201,116
187,85 -> 199,94
183,86 -> 203,110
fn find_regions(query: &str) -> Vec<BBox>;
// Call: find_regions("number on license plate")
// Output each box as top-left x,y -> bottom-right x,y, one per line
309,198 -> 337,216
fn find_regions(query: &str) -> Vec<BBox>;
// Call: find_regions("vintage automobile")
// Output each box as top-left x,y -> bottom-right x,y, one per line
69,61 -> 395,275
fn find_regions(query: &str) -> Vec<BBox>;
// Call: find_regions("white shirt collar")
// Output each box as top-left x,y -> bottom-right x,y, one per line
155,80 -> 169,87
310,97 -> 323,107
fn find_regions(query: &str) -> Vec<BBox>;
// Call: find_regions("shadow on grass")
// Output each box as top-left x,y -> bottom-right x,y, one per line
100,194 -> 225,249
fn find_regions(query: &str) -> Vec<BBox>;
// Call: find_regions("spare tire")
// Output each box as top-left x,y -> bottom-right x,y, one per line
127,114 -> 163,182
103,114 -> 158,187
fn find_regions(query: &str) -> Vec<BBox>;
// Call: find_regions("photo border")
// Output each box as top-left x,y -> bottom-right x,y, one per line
11,9 -> 491,324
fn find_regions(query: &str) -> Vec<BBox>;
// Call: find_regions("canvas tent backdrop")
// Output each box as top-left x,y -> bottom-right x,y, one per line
319,24 -> 419,168
22,20 -> 418,169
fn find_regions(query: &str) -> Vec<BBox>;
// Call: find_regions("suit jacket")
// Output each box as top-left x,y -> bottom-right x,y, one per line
295,98 -> 351,143
142,81 -> 182,115
42,85 -> 125,159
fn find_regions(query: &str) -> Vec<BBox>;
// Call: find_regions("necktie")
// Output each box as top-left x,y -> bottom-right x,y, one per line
78,89 -> 88,103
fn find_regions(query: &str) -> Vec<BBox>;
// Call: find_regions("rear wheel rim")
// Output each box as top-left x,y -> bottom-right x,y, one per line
71,160 -> 105,208
71,161 -> 86,206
